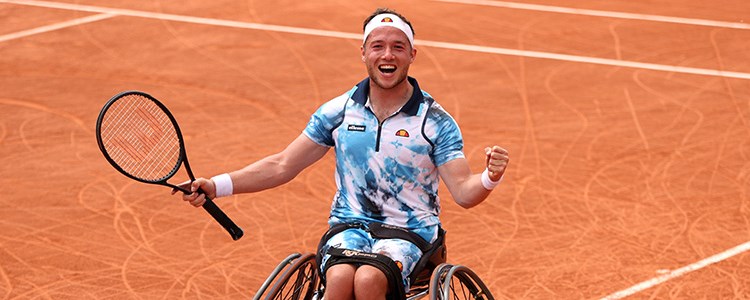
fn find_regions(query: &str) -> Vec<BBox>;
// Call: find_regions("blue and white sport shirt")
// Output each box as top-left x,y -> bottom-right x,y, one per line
304,77 -> 465,230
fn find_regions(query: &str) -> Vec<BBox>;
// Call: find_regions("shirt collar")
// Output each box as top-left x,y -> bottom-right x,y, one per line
352,76 -> 423,116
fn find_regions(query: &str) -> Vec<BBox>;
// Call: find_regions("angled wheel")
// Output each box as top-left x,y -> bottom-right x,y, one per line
254,252 -> 320,300
429,263 -> 494,300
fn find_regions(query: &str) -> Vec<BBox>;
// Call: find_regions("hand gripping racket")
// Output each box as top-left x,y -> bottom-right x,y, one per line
96,90 -> 244,241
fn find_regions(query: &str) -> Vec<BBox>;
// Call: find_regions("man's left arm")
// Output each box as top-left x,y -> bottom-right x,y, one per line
438,146 -> 509,208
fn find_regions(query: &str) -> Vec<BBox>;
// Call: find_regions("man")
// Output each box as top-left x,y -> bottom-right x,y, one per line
177,8 -> 509,300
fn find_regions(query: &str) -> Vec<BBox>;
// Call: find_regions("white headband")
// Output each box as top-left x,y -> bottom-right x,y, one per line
363,13 -> 414,47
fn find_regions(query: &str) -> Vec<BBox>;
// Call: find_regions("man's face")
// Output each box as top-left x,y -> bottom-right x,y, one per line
361,26 -> 416,90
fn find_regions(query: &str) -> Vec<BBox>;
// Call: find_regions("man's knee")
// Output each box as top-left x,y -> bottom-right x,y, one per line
354,265 -> 388,289
325,264 -> 356,300
327,264 -> 356,281
324,248 -> 407,299
354,265 -> 388,299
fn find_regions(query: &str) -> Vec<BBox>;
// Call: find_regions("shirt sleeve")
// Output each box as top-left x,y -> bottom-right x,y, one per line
303,95 -> 348,147
429,105 -> 465,166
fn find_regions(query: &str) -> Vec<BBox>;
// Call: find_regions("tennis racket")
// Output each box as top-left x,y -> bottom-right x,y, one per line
96,90 -> 244,241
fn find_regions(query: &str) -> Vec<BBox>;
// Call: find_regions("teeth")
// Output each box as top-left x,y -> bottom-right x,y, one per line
379,65 -> 396,73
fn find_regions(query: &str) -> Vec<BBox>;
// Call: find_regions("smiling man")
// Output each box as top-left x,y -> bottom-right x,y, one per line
177,7 -> 509,300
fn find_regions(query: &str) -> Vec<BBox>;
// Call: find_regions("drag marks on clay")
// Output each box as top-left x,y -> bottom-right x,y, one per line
0,248 -> 14,298
0,123 -> 6,146
0,98 -> 88,132
622,88 -> 650,151
2,0 -> 750,298
73,151 -> 257,298
243,3 -> 325,110
542,65 -> 590,189
606,22 -> 624,61
493,49 -> 750,297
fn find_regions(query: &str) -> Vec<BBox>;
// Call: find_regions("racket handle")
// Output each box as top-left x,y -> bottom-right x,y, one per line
200,192 -> 244,241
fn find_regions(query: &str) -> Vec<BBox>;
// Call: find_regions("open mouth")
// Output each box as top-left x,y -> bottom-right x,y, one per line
378,65 -> 396,74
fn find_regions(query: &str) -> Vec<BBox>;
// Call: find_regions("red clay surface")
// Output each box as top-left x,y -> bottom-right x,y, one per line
1,0 -> 749,299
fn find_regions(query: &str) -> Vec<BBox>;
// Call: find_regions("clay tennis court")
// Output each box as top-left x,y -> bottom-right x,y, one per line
1,0 -> 749,298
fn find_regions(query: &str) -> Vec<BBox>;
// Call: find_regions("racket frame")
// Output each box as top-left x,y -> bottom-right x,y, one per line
96,90 -> 244,241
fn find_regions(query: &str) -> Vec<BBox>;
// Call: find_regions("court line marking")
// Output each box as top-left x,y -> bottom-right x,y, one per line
601,240 -> 750,299
0,13 -> 115,43
434,0 -> 750,30
1,0 -> 749,298
2,0 -> 750,80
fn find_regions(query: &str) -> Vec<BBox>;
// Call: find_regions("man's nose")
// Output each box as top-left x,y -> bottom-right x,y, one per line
382,47 -> 396,59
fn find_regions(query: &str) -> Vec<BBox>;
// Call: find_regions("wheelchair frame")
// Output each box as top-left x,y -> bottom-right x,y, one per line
253,232 -> 494,300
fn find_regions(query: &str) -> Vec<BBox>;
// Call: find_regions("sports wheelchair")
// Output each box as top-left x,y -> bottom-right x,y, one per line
253,223 -> 494,300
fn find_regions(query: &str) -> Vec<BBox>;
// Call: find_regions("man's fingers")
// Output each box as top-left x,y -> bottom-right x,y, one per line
485,147 -> 492,166
485,146 -> 509,165
170,178 -> 207,207
489,146 -> 508,156
485,146 -> 509,181
172,181 -> 192,195
189,194 -> 206,207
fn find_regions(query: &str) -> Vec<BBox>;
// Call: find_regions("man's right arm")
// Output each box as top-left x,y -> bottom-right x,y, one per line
178,133 -> 329,207
230,133 -> 330,193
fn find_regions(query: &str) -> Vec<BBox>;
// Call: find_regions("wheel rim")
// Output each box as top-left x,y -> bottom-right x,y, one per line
430,264 -> 493,300
265,253 -> 319,300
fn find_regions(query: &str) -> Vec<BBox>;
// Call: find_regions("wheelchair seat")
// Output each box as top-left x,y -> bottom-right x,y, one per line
315,222 -> 447,299
254,224 -> 494,300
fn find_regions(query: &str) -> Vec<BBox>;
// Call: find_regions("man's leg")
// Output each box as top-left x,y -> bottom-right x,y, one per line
320,227 -> 371,300
324,264 -> 356,300
371,239 -> 423,294
353,265 -> 389,300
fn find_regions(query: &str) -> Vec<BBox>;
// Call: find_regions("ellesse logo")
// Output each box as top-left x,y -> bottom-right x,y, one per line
395,129 -> 409,137
348,124 -> 366,132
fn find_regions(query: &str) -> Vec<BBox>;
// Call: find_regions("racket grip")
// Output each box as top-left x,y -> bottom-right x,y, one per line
201,196 -> 244,241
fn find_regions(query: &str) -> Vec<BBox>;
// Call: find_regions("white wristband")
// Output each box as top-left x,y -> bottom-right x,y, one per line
211,173 -> 233,198
481,168 -> 501,190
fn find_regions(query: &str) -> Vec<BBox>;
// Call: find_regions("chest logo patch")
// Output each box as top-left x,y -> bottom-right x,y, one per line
347,124 -> 366,132
395,129 -> 410,137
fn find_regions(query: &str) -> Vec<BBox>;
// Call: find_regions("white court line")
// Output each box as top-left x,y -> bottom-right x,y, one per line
0,13 -> 115,43
435,0 -> 750,30
601,240 -> 750,299
0,0 -> 750,79
2,0 -> 750,80
415,40 -> 750,80
2,0 -> 749,298
0,0 -> 361,40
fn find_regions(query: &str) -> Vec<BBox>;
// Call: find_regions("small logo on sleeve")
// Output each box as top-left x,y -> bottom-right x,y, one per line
395,129 -> 410,137
347,124 -> 366,132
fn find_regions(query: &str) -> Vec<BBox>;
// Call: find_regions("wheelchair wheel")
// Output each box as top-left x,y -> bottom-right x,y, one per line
254,252 -> 320,300
429,263 -> 494,300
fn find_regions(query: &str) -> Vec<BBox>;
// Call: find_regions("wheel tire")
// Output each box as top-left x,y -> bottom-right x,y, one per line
262,253 -> 320,300
429,263 -> 494,300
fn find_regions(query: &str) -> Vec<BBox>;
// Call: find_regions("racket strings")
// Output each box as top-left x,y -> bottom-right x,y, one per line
100,94 -> 181,181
